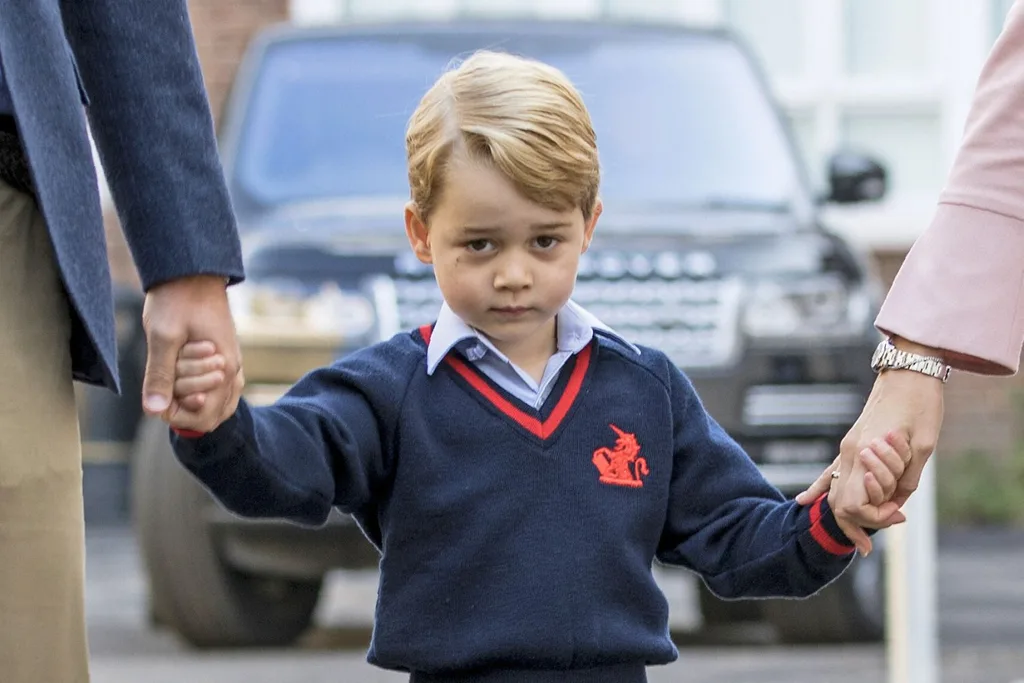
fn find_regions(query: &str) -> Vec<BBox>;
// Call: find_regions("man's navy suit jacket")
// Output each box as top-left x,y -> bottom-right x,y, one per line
0,0 -> 245,393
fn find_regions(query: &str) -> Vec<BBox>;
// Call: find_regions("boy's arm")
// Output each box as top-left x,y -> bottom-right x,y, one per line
170,345 -> 415,527
654,357 -> 860,600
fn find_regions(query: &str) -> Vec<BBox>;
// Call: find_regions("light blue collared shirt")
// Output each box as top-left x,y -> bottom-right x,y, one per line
426,300 -> 640,409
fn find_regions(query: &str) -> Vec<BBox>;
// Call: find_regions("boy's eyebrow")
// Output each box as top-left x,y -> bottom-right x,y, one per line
530,221 -> 574,231
457,222 -> 574,236
457,225 -> 501,238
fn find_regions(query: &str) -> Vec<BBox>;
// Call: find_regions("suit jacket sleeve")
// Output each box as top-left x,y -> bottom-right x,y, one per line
59,0 -> 245,291
875,2 -> 1024,375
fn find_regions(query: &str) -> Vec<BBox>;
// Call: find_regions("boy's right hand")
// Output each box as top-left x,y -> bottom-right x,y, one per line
169,340 -> 230,433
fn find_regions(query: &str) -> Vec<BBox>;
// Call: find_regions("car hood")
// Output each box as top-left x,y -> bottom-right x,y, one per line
238,206 -> 849,285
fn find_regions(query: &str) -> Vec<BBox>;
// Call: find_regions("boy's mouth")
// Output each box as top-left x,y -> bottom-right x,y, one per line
491,306 -> 532,317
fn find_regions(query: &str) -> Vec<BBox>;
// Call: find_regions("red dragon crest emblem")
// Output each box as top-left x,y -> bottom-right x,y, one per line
591,424 -> 648,488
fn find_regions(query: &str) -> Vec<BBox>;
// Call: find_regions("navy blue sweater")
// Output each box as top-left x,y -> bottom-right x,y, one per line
172,326 -> 857,682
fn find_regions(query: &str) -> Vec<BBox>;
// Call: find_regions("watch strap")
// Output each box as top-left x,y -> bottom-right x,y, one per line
872,339 -> 951,383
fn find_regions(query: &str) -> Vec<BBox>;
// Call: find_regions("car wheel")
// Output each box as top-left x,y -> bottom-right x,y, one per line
131,417 -> 322,648
759,533 -> 886,643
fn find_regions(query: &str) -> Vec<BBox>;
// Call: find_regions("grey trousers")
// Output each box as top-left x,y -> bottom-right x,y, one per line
0,181 -> 90,682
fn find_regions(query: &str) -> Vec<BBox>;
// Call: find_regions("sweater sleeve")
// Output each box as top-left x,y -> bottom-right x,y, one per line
170,341 -> 419,527
654,356 -> 857,599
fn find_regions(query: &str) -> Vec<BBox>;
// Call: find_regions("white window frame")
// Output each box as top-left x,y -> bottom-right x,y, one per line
289,0 -> 996,248
718,0 -> 993,248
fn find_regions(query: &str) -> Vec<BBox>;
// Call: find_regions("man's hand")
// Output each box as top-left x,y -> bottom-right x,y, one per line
141,275 -> 243,433
796,359 -> 945,555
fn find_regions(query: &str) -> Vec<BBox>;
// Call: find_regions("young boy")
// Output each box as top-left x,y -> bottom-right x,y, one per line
169,50 -> 907,682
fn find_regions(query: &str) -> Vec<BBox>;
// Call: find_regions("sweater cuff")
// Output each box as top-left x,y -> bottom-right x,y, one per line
808,493 -> 857,556
169,407 -> 248,467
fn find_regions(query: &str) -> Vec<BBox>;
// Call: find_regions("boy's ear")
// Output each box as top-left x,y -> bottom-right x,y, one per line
582,198 -> 602,253
404,202 -> 433,264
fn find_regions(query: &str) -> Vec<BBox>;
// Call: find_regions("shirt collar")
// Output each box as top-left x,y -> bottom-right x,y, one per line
425,300 -> 639,375
425,303 -> 481,375
560,299 -> 640,355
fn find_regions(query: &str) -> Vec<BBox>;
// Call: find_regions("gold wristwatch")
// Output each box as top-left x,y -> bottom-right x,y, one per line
870,337 -> 951,383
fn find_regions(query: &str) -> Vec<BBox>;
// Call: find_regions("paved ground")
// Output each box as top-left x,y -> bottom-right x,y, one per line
85,527 -> 1024,683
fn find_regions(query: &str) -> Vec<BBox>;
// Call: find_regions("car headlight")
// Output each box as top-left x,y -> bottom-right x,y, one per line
742,275 -> 870,339
228,279 -> 377,344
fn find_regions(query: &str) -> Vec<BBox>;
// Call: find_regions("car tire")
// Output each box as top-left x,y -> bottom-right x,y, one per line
131,417 -> 322,648
759,533 -> 886,643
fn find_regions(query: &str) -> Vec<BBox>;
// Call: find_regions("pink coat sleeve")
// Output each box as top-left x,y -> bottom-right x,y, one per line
875,2 -> 1024,375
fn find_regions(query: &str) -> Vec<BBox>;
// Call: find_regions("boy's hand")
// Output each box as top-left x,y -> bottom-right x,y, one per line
826,432 -> 910,554
168,341 -> 227,429
858,433 -> 910,514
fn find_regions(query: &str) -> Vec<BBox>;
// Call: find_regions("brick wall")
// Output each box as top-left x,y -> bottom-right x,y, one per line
186,0 -> 290,126
103,0 -> 290,287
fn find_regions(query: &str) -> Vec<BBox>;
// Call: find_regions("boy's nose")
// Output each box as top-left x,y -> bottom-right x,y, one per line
493,258 -> 532,290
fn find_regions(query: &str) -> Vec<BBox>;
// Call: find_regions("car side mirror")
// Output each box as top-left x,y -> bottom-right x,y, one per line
825,151 -> 888,204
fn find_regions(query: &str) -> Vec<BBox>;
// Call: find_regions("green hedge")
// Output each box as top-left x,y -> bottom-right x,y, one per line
936,447 -> 1024,527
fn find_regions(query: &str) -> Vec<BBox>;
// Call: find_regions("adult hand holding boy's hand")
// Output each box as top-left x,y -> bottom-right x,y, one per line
141,275 -> 244,433
799,366 -> 942,555
809,430 -> 912,556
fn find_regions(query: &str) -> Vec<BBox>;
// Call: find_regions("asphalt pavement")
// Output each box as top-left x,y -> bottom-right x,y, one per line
84,526 -> 1024,683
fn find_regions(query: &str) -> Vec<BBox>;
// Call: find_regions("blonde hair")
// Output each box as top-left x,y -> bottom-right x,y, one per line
405,50 -> 600,222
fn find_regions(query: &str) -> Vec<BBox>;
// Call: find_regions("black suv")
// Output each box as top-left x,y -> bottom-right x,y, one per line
120,18 -> 890,648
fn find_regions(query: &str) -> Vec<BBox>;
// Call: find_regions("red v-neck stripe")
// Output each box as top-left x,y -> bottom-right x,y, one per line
544,344 -> 591,433
446,357 -> 545,436
418,323 -> 593,440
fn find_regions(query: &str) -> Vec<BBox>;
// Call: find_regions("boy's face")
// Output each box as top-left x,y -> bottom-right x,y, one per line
404,157 -> 600,354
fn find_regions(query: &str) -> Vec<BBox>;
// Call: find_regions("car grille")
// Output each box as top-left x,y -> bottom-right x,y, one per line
742,384 -> 865,427
381,250 -> 744,369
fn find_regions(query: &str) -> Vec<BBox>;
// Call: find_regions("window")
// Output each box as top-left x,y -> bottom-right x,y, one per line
783,108 -> 821,190
233,33 -> 806,215
453,0 -> 595,16
532,0 -> 597,17
599,0 -> 690,21
840,111 -> 942,196
343,0 -> 456,18
843,0 -> 931,77
991,0 -> 1017,44
723,0 -> 805,79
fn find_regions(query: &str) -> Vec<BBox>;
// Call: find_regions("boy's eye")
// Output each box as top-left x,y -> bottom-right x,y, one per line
534,236 -> 560,249
466,239 -> 494,253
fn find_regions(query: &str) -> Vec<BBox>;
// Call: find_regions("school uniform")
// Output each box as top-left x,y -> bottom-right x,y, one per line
172,302 -> 856,682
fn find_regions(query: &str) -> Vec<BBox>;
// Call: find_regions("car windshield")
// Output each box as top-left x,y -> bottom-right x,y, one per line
231,29 -> 807,221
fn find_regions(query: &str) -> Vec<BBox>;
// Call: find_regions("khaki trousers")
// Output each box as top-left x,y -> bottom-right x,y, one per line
0,181 -> 90,682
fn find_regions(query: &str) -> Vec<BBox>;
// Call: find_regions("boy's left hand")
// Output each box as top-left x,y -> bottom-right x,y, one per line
826,432 -> 910,554
856,432 -> 910,514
